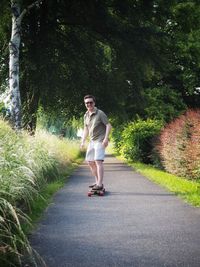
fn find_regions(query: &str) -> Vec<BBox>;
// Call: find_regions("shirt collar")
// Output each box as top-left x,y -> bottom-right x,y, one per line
86,107 -> 98,116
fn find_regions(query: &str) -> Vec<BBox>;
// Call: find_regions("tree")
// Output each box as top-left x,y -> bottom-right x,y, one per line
170,1 -> 200,107
1,0 -> 199,132
140,0 -> 200,123
0,1 -> 10,94
8,0 -> 41,130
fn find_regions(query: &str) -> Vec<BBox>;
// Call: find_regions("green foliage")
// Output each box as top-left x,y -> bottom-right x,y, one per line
0,102 -> 5,116
119,119 -> 163,163
163,0 -> 200,108
36,107 -> 82,139
1,0 -> 187,128
1,0 -> 200,134
0,0 -> 10,77
110,118 -> 125,154
111,127 -> 123,154
144,86 -> 187,122
0,119 -> 82,266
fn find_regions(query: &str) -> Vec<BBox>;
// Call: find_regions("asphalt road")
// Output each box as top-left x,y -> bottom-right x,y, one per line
31,154 -> 200,267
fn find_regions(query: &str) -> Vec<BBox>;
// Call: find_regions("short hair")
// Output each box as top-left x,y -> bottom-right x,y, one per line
84,95 -> 96,102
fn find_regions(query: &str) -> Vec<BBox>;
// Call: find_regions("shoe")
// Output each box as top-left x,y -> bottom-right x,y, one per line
92,184 -> 103,191
89,183 -> 96,188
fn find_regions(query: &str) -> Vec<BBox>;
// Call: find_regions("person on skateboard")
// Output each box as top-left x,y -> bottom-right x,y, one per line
80,95 -> 112,191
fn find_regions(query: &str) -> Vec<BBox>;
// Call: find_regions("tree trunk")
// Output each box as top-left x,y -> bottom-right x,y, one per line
9,1 -> 22,130
22,89 -> 40,135
9,0 -> 41,130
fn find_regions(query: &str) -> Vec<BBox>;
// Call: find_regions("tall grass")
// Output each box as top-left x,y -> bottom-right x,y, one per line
0,119 -> 82,266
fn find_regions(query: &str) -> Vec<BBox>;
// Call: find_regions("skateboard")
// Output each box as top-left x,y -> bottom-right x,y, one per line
88,187 -> 105,197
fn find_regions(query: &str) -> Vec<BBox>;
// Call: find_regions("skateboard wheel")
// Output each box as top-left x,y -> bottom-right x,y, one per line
99,192 -> 104,196
88,192 -> 92,197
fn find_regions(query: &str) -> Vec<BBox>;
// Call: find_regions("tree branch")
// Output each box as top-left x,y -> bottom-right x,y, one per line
19,0 -> 42,22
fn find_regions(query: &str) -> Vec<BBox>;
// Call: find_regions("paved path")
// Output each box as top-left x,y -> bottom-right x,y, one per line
31,155 -> 200,267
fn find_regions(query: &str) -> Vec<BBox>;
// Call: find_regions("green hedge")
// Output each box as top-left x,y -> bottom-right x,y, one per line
114,119 -> 162,164
111,124 -> 124,154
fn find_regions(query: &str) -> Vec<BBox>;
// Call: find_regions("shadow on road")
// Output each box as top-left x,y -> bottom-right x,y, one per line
104,191 -> 173,197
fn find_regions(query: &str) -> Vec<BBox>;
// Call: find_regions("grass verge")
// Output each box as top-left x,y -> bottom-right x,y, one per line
126,159 -> 200,207
109,140 -> 200,207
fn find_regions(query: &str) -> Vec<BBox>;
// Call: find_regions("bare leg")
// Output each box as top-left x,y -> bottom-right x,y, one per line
88,161 -> 98,184
95,160 -> 104,186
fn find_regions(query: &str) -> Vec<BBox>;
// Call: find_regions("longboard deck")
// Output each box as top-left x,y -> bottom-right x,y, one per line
88,188 -> 105,197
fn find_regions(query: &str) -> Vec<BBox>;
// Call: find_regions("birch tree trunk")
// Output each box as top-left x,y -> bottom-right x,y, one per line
9,1 -> 22,130
9,0 -> 41,130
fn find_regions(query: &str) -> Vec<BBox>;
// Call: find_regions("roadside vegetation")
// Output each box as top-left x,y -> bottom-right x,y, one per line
0,119 -> 83,267
1,1 -> 200,265
127,161 -> 200,207
112,109 -> 200,207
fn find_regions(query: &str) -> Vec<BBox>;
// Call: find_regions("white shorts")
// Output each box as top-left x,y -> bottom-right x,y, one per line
86,141 -> 105,161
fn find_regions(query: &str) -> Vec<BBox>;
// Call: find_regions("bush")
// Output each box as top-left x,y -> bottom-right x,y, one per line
157,109 -> 200,179
119,119 -> 162,163
111,124 -> 124,154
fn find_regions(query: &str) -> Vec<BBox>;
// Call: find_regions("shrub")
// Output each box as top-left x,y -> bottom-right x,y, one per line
119,119 -> 163,163
157,109 -> 200,179
111,124 -> 124,154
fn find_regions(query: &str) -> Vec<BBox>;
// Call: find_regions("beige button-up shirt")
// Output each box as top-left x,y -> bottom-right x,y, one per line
84,107 -> 109,141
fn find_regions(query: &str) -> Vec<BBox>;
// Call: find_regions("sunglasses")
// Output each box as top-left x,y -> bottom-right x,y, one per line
85,101 -> 94,105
